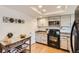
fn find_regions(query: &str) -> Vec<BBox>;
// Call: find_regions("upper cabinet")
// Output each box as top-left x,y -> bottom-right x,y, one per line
48,16 -> 61,27
70,14 -> 75,27
37,15 -> 72,28
61,15 -> 71,27
37,18 -> 48,27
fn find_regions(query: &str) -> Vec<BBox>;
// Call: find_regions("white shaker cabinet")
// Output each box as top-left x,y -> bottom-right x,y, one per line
35,32 -> 41,43
37,18 -> 48,27
61,15 -> 71,26
60,36 -> 68,50
60,33 -> 70,50
35,31 -> 47,44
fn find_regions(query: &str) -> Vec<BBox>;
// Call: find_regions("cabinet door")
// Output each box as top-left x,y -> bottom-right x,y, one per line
35,32 -> 47,44
61,15 -> 71,26
70,14 -> 75,27
37,19 -> 42,27
37,18 -> 48,27
60,37 -> 68,50
35,33 -> 41,42
67,37 -> 71,52
41,35 -> 47,44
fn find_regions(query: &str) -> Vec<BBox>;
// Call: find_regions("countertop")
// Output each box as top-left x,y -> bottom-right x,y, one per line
35,30 -> 48,35
60,30 -> 71,34
36,30 -> 47,32
60,26 -> 71,34
0,35 -> 31,46
36,27 -> 71,35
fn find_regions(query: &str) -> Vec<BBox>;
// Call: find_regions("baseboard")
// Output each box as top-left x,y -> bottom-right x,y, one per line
36,42 -> 48,46
60,48 -> 70,52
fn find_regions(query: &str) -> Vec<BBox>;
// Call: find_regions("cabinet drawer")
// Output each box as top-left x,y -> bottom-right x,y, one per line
60,39 -> 68,50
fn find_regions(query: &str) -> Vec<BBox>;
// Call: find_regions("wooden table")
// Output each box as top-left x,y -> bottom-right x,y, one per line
0,36 -> 31,53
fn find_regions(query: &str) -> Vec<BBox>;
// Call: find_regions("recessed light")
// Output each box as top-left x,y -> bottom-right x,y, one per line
38,5 -> 43,8
57,6 -> 61,8
42,9 -> 46,12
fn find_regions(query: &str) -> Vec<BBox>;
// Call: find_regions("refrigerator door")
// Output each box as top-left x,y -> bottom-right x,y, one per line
70,6 -> 79,53
70,21 -> 77,52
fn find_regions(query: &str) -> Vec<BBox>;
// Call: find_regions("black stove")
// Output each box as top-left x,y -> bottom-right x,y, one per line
48,29 -> 60,49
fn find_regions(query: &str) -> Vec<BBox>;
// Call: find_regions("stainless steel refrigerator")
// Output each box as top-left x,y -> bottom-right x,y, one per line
70,6 -> 79,53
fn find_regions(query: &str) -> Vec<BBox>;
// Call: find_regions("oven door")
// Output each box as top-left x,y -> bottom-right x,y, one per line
48,29 -> 60,49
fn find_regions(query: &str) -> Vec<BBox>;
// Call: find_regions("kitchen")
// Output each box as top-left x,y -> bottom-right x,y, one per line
35,14 -> 73,52
0,5 -> 78,53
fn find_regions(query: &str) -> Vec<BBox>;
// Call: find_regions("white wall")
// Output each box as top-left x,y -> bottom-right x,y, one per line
0,6 -> 37,44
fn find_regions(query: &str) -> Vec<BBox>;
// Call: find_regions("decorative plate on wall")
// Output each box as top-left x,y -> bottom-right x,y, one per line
21,20 -> 25,24
15,19 -> 18,23
9,18 -> 14,23
3,16 -> 25,24
18,19 -> 21,23
3,17 -> 9,23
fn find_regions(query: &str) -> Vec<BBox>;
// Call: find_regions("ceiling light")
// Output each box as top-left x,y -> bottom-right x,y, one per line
57,6 -> 61,8
38,5 -> 43,8
42,9 -> 46,12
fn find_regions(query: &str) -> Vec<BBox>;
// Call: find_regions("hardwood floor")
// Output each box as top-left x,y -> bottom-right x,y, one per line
31,43 -> 68,53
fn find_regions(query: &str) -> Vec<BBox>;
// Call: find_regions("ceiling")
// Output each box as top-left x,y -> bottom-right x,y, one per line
2,5 -> 77,18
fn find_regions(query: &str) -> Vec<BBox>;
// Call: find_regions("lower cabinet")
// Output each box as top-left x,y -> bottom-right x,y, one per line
60,33 -> 70,51
60,37 -> 68,50
35,31 -> 47,44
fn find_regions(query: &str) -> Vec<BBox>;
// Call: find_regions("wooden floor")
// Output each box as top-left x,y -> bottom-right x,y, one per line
31,43 -> 67,53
